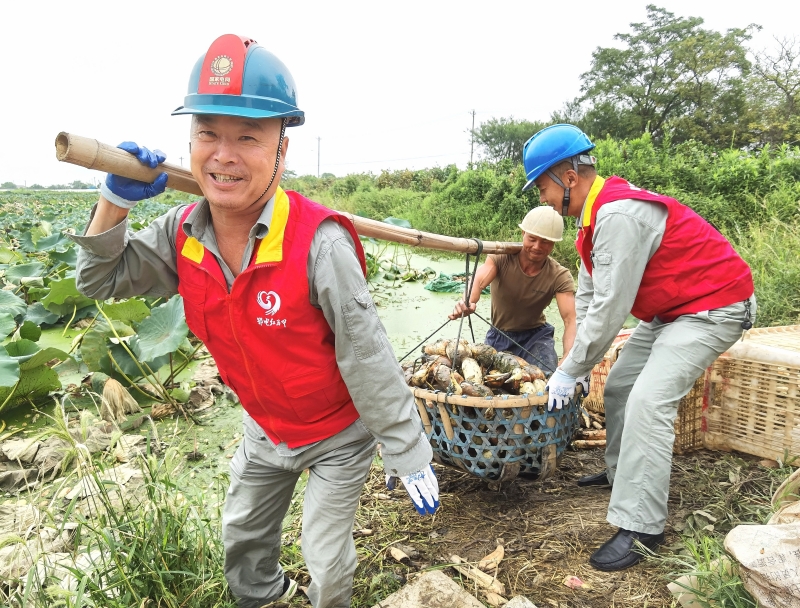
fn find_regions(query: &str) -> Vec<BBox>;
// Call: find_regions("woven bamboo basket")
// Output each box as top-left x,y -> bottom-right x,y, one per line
412,388 -> 580,482
704,325 -> 800,461
581,327 -> 706,454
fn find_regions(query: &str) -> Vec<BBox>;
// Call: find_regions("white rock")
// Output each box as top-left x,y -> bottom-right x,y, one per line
505,597 -> 538,608
371,569 -> 484,608
2,439 -> 42,463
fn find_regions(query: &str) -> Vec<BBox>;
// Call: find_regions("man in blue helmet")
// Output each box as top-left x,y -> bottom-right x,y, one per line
526,124 -> 755,571
70,34 -> 438,608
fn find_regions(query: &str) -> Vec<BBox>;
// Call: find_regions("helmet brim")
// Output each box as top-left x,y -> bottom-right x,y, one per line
522,178 -> 536,192
172,104 -> 304,126
518,225 -> 562,242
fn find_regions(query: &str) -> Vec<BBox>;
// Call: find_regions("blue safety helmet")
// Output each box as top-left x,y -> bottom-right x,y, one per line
521,124 -> 595,192
172,34 -> 304,126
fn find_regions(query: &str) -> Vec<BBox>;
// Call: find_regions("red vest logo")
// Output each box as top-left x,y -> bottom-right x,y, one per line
257,290 -> 281,316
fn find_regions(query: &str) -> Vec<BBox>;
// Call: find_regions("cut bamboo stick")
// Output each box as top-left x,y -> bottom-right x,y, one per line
55,132 -> 524,255
577,429 -> 606,440
450,555 -> 506,596
572,439 -> 607,449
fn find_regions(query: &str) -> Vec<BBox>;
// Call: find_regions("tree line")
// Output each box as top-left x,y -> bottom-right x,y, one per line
473,5 -> 800,163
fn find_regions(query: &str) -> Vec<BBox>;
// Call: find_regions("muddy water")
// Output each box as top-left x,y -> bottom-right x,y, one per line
373,249 -> 567,361
1,249 -> 570,497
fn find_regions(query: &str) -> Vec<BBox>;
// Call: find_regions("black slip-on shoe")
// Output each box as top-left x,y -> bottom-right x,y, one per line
589,528 -> 665,571
577,471 -> 611,488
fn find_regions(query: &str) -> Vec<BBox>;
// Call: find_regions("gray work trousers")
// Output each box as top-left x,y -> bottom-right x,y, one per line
602,296 -> 756,535
222,413 -> 377,608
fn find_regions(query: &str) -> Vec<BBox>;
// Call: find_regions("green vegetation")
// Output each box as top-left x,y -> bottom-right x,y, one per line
285,134 -> 800,326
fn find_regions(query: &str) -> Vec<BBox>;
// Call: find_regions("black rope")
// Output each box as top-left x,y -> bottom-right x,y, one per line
470,310 -> 557,374
452,239 -> 484,369
397,318 -> 452,364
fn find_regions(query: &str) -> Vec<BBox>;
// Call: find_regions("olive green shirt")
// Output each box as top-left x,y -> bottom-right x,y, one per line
487,255 -> 574,331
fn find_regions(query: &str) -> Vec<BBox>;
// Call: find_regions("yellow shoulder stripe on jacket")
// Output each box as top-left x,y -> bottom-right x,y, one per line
581,176 -> 606,227
255,187 -> 290,264
181,236 -> 205,264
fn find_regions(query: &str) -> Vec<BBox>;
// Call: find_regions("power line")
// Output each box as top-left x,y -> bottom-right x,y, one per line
469,109 -> 476,166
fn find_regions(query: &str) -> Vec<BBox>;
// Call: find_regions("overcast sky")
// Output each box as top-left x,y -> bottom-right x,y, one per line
2,0 -> 797,186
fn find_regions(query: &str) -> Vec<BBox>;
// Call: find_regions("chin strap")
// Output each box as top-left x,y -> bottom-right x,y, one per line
546,156 -> 578,217
251,118 -> 288,207
545,153 -> 597,217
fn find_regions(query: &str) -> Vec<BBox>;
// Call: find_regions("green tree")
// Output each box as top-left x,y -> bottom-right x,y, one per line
748,37 -> 800,146
580,5 -> 755,146
472,117 -> 548,163
0,181 -> 16,189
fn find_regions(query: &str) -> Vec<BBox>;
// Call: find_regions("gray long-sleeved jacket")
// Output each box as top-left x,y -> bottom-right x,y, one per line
560,198 -> 668,378
71,195 -> 432,477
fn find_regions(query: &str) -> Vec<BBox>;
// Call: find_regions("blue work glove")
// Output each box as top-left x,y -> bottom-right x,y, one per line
545,367 -> 577,412
100,141 -> 168,209
577,373 -> 590,398
386,465 -> 439,515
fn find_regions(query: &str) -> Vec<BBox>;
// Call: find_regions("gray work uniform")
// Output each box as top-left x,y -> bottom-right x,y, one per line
560,198 -> 755,535
72,195 -> 432,608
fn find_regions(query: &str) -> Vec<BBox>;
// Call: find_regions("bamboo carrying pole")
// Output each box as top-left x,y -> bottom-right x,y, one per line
55,132 -> 524,255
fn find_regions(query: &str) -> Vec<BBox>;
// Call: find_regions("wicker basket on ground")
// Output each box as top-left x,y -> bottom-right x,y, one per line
412,388 -> 580,483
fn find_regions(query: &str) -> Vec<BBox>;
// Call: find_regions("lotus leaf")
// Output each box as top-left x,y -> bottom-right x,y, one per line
19,347 -> 69,371
5,261 -> 45,283
18,320 -> 42,342
130,296 -> 188,363
0,345 -> 20,389
0,313 -> 16,339
25,302 -> 60,325
103,299 -> 151,325
0,290 -> 27,321
0,366 -> 61,412
108,343 -> 169,378
0,246 -> 23,264
50,247 -> 77,269
3,339 -> 40,361
41,277 -> 95,316
80,320 -> 135,373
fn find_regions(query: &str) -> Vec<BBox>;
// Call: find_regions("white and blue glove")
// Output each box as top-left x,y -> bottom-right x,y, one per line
545,367 -> 577,412
100,141 -> 168,209
386,465 -> 439,515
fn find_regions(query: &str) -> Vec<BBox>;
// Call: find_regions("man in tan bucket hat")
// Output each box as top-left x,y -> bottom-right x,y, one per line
449,206 -> 576,373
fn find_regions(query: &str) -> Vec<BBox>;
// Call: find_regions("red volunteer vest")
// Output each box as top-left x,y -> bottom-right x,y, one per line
175,188 -> 365,448
576,176 -> 753,323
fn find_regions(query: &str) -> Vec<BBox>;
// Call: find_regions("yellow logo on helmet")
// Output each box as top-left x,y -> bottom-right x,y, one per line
210,55 -> 233,77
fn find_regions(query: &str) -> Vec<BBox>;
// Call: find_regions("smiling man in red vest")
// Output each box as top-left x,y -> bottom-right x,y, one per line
71,35 -> 437,608
526,125 -> 755,571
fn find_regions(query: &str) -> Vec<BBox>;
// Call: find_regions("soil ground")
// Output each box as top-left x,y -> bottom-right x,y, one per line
1,247 -> 791,607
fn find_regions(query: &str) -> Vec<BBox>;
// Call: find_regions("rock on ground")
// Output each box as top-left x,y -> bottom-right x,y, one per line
371,570 -> 484,608
505,597 -> 539,608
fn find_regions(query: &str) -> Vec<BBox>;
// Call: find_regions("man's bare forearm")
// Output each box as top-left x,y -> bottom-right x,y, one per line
85,197 -> 130,236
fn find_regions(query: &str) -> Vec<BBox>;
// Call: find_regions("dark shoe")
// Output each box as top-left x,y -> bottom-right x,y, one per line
589,529 -> 665,571
259,576 -> 297,607
577,471 -> 611,488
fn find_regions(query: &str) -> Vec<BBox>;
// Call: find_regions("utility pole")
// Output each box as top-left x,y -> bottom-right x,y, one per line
469,110 -> 476,167
317,137 -> 321,178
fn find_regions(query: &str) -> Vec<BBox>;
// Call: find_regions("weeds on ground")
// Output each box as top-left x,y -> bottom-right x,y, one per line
1,402 -> 236,608
651,453 -> 797,608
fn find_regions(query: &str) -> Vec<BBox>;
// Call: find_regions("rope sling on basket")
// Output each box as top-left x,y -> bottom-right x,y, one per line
401,240 -> 580,482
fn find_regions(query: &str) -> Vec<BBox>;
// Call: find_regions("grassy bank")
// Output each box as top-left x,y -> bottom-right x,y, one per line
285,135 -> 800,326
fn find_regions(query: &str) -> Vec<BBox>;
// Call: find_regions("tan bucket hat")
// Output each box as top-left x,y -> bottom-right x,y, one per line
518,206 -> 564,242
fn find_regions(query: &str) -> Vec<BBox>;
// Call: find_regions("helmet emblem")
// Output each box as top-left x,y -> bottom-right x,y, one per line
210,55 -> 233,77
257,290 -> 281,316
